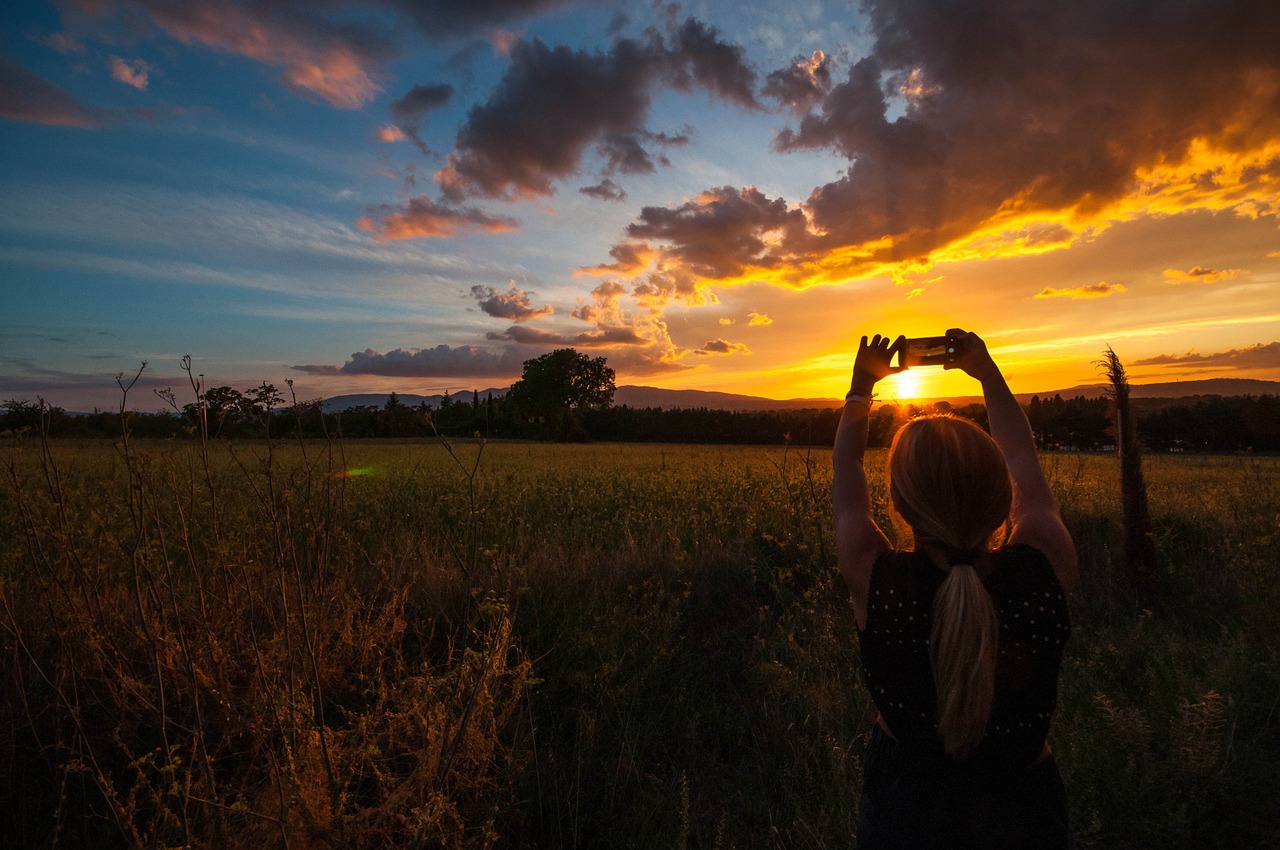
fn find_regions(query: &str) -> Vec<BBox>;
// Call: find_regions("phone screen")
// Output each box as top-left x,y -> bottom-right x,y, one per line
902,336 -> 955,367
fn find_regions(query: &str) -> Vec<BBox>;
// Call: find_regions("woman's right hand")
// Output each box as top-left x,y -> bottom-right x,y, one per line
943,328 -> 1000,382
851,334 -> 905,393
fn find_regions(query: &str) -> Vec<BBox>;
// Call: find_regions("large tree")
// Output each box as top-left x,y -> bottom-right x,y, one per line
506,348 -> 615,440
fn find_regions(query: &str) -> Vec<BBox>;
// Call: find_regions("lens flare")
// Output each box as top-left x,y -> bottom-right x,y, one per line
332,466 -> 376,479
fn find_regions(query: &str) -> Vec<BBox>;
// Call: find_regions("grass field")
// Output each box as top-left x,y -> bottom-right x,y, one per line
2,435 -> 1278,849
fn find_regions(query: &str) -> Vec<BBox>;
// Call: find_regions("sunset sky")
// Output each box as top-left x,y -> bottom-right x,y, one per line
2,0 -> 1278,411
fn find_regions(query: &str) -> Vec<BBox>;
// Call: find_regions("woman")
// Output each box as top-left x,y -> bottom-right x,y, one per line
833,329 -> 1077,849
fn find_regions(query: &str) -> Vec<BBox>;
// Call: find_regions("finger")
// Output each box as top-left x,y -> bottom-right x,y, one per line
888,334 -> 906,354
945,327 -> 968,338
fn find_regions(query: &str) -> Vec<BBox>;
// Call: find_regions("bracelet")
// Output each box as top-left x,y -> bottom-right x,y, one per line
844,390 -> 873,409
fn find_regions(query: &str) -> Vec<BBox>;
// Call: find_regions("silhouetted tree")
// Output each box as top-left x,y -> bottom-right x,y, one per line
507,349 -> 615,440
383,392 -> 416,437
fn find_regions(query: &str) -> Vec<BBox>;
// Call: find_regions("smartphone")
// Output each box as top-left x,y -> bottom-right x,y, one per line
901,335 -> 963,367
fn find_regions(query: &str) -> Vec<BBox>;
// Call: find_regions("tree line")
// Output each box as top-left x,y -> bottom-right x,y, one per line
2,346 -> 1277,451
5,392 -> 1278,452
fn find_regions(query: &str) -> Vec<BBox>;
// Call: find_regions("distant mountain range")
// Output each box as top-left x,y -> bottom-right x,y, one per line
320,389 -> 509,413
322,377 -> 1280,413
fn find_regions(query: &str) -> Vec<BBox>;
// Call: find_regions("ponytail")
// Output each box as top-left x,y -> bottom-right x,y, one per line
929,560 -> 998,759
888,414 -> 1011,759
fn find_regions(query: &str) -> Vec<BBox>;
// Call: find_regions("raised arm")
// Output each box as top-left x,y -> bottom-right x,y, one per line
833,334 -> 903,629
945,329 -> 1078,594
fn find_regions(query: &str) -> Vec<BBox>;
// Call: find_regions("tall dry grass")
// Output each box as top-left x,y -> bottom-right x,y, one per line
2,422 -> 1278,848
1,423 -> 530,849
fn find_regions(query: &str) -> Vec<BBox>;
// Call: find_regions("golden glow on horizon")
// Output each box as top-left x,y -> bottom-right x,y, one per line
351,135 -> 1280,406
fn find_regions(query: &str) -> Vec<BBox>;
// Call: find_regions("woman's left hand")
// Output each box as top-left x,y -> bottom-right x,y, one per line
851,334 -> 906,393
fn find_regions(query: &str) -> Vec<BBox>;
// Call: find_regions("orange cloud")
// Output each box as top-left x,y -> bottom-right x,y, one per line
1162,266 -> 1245,284
571,280 -> 628,325
375,124 -> 406,142
747,311 -> 772,326
136,2 -> 384,107
595,1 -> 1280,298
109,56 -> 150,90
577,241 -> 659,278
1035,282 -> 1127,299
360,196 -> 518,239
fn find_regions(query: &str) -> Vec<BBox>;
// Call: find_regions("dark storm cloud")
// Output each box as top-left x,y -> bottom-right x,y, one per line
436,19 -> 757,201
0,58 -> 112,127
469,284 -> 554,321
580,179 -> 627,201
626,186 -> 809,279
663,17 -> 758,108
598,129 -> 690,175
486,325 -> 649,348
293,344 -> 523,377
615,0 -> 1280,290
1132,342 -> 1280,370
762,51 -> 832,113
599,133 -> 660,175
390,83 -> 454,151
693,338 -> 749,356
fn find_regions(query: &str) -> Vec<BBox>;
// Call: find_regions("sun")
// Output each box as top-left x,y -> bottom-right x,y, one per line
881,369 -> 923,401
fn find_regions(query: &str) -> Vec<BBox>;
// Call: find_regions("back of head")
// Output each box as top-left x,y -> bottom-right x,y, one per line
886,415 -> 1012,758
886,414 -> 1012,553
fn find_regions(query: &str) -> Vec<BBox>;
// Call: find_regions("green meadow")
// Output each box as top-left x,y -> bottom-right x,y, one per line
2,436 -> 1278,849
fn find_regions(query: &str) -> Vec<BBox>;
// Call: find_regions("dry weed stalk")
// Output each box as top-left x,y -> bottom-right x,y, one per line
0,365 -> 529,849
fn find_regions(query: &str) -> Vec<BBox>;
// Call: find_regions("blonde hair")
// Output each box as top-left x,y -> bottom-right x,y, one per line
887,415 -> 1012,758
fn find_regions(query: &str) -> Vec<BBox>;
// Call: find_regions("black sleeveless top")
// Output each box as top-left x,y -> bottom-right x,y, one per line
859,544 -> 1071,769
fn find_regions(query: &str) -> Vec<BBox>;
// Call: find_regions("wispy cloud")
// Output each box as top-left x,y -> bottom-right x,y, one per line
357,195 -> 519,239
86,0 -> 391,108
1163,265 -> 1245,284
1132,342 -> 1280,370
1035,282 -> 1126,299
0,58 -> 112,128
377,0 -> 577,39
389,82 -> 453,152
747,311 -> 772,326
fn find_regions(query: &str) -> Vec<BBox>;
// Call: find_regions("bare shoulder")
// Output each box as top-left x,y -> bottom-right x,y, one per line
1009,510 -> 1077,596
